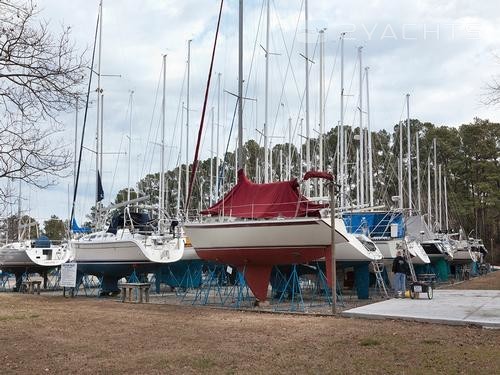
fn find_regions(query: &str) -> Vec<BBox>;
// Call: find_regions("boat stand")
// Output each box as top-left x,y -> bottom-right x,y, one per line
453,264 -> 471,281
188,263 -> 252,307
74,274 -> 103,296
308,262 -> 344,308
46,268 -> 61,290
272,265 -> 305,312
220,265 -> 252,308
271,263 -> 344,312
16,271 -> 30,293
150,262 -> 204,301
0,272 -> 13,291
127,269 -> 140,283
189,263 -> 225,305
166,263 -> 202,298
176,263 -> 203,296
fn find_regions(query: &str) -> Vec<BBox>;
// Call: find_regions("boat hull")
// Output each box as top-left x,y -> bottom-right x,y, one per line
0,242 -> 32,268
70,231 -> 194,294
186,217 -> 382,264
71,228 -> 194,262
185,217 -> 382,301
450,249 -> 477,264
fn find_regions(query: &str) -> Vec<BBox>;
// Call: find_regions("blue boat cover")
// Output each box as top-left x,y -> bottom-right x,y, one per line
342,211 -> 404,238
71,218 -> 91,234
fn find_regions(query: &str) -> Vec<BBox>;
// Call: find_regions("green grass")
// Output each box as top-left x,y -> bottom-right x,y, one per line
0,314 -> 39,321
359,338 -> 381,347
422,339 -> 441,345
192,357 -> 216,370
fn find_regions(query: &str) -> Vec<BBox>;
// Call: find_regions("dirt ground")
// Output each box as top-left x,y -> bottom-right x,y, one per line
443,269 -> 500,290
1,273 -> 499,374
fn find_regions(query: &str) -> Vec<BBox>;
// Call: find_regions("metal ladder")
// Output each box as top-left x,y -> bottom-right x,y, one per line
402,239 -> 417,282
371,261 -> 389,298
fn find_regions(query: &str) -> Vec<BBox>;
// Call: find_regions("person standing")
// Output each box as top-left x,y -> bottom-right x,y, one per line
392,250 -> 408,298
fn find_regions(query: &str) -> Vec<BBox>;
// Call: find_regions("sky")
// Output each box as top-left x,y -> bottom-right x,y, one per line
12,0 -> 500,225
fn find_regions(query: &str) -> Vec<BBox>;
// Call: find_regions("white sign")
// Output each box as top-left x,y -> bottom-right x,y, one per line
226,266 -> 233,275
413,285 -> 422,293
60,263 -> 77,288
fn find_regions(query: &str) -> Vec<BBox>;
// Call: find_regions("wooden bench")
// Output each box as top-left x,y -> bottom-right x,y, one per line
22,280 -> 42,295
120,283 -> 151,303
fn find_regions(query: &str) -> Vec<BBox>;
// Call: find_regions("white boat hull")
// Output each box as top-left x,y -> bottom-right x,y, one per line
451,248 -> 477,264
71,230 -> 190,265
374,238 -> 430,265
0,242 -> 33,268
1,241 -> 70,269
185,217 -> 382,263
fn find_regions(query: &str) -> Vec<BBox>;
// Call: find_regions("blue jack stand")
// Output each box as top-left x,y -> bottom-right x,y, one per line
273,265 -> 305,312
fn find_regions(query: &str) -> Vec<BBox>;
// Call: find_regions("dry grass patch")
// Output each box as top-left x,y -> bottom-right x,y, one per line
0,275 -> 499,374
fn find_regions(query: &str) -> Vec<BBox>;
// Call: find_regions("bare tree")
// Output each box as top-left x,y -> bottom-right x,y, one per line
485,78 -> 500,106
0,0 -> 86,211
483,53 -> 500,106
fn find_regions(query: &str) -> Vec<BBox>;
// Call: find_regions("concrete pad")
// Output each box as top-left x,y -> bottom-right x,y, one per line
342,290 -> 500,328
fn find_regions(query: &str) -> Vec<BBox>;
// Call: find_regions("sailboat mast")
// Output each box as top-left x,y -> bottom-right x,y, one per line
304,0 -> 310,196
416,131 -> 421,213
177,103 -> 184,217
299,118 -> 303,178
279,148 -> 283,181
288,117 -> 292,180
319,29 -> 325,197
433,138 -> 438,230
17,178 -> 21,241
427,155 -> 432,226
444,173 -> 449,231
210,106 -> 214,205
159,55 -> 166,224
235,138 -> 238,185
339,33 -> 345,208
269,142 -> 273,180
74,97 -> 79,190
185,39 -> 192,208
358,46 -> 364,206
356,148 -> 360,205
237,0 -> 243,169
398,120 -> 403,210
127,91 -> 134,203
100,93 -> 104,177
365,67 -> 374,206
95,0 -> 103,216
216,73 -> 221,201
438,164 -> 442,231
264,0 -> 270,183
406,93 -> 411,212
336,121 -> 340,183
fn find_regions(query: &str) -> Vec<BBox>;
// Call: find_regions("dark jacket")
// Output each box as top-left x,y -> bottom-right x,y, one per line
392,255 -> 408,274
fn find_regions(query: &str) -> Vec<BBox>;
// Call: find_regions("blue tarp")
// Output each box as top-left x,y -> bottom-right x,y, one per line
71,218 -> 91,234
34,235 -> 51,248
342,211 -> 405,238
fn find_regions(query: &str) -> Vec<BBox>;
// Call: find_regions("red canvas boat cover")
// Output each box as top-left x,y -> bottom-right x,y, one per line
303,170 -> 334,181
202,169 -> 327,219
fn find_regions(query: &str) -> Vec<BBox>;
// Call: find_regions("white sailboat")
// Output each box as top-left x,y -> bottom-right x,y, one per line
1,219 -> 71,290
447,230 -> 478,264
3,239 -> 71,269
184,1 -> 380,302
343,211 -> 430,266
68,15 -> 196,293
